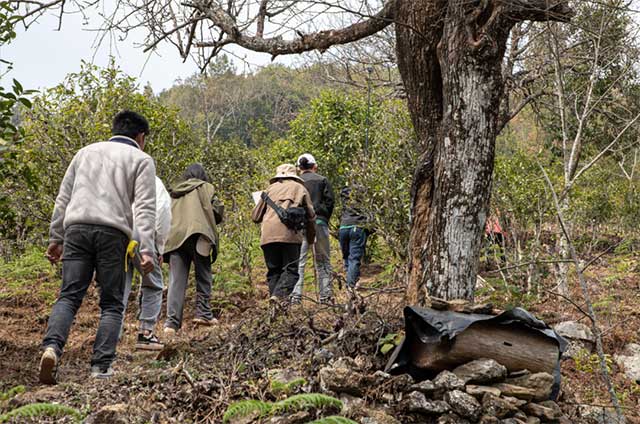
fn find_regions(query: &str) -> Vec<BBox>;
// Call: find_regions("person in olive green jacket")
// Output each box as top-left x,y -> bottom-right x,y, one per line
163,164 -> 224,334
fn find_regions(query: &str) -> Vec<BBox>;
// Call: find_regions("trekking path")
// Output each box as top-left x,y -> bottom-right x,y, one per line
1,260 -> 639,422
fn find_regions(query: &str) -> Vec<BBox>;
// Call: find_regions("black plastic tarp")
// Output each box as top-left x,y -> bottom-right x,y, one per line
385,306 -> 568,399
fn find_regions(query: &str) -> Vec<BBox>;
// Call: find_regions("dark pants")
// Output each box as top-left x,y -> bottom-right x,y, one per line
43,224 -> 128,368
262,242 -> 301,298
165,234 -> 214,330
339,226 -> 368,287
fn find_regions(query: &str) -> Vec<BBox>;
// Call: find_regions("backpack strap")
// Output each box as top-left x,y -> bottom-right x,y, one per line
261,192 -> 287,221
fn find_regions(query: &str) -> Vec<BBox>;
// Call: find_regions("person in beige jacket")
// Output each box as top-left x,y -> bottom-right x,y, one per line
163,164 -> 224,334
252,164 -> 316,302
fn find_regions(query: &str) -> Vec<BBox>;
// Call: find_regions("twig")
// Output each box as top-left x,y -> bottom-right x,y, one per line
539,163 -> 624,423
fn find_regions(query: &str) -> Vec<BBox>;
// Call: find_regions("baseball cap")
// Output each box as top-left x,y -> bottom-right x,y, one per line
296,153 -> 317,167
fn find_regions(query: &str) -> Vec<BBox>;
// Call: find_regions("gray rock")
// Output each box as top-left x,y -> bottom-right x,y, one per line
362,409 -> 402,424
500,419 -> 526,424
481,393 -> 519,419
553,321 -> 595,357
613,343 -> 640,383
522,402 -> 560,421
340,394 -> 366,415
467,385 -> 502,398
505,372 -> 554,401
319,364 -> 367,396
453,359 -> 508,384
434,370 -> 465,397
493,383 -> 536,401
479,416 -> 501,424
526,418 -> 540,424
403,391 -> 450,414
502,396 -> 528,408
268,411 -> 311,424
410,379 -> 437,395
438,414 -> 471,424
371,370 -> 392,385
312,348 -> 334,364
579,405 -> 625,424
390,373 -> 414,392
444,389 -> 482,421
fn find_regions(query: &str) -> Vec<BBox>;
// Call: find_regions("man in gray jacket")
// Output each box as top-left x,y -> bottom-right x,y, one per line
40,110 -> 156,384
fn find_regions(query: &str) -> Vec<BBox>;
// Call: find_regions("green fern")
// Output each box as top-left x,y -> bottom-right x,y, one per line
307,417 -> 358,424
270,377 -> 307,395
0,386 -> 25,401
273,393 -> 342,414
0,402 -> 83,423
222,399 -> 272,423
223,393 -> 342,423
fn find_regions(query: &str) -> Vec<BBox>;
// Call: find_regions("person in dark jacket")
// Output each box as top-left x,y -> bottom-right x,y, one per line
338,186 -> 371,289
291,153 -> 335,304
163,164 -> 224,335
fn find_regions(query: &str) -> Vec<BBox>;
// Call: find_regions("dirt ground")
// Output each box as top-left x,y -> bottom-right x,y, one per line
1,257 -> 639,423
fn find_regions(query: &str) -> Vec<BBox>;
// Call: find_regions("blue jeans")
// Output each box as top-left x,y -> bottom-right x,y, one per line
339,226 -> 367,288
42,224 -> 128,368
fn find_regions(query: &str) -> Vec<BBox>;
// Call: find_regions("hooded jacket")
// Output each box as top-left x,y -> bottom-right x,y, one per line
251,178 -> 316,246
164,179 -> 224,258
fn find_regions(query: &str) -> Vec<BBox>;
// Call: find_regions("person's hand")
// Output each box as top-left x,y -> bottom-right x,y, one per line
140,253 -> 155,275
46,243 -> 63,264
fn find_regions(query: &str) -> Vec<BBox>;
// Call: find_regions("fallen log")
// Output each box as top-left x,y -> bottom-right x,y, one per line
408,321 -> 559,374
386,307 -> 567,398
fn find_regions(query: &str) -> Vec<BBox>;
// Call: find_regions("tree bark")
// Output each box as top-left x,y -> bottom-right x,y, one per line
400,0 -> 572,303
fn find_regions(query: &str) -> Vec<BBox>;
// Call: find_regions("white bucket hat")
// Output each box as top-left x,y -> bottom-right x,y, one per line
269,163 -> 303,184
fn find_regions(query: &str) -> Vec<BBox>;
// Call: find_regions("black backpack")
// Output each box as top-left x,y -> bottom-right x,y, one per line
261,192 -> 307,231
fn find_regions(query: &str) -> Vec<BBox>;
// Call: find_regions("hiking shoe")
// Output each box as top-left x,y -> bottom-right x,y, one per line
90,365 -> 114,380
135,332 -> 164,351
290,296 -> 302,306
39,347 -> 58,385
192,317 -> 218,327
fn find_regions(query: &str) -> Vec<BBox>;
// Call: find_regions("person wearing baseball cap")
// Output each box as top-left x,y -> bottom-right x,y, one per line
292,153 -> 335,304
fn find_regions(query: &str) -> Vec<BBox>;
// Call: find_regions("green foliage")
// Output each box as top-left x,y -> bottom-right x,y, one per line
0,61 -> 196,249
222,393 -> 342,423
0,247 -> 59,304
307,417 -> 358,424
289,89 -> 415,260
0,385 -> 25,401
378,332 -> 403,355
0,402 -> 84,423
270,378 -> 307,396
574,349 -> 613,374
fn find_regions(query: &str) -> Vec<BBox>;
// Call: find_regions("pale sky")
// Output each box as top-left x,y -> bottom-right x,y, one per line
0,8 -> 295,94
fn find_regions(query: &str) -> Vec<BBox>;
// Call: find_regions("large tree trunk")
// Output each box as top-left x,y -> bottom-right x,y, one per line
398,0 -> 571,303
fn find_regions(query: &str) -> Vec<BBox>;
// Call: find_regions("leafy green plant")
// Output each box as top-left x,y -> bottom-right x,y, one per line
0,402 -> 84,423
574,349 -> 613,373
0,385 -> 25,401
378,332 -> 403,355
222,393 -> 342,423
270,377 -> 307,396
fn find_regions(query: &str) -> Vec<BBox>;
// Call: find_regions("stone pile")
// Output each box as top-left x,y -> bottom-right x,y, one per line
318,357 -> 570,423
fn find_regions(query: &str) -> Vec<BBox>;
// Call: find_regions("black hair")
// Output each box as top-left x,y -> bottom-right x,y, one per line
298,156 -> 314,171
111,110 -> 150,139
182,163 -> 210,183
